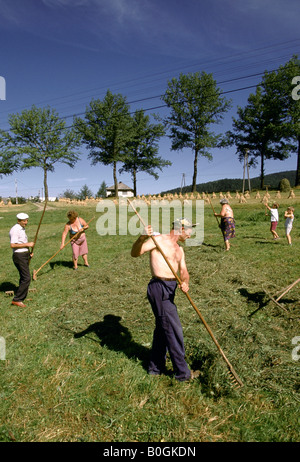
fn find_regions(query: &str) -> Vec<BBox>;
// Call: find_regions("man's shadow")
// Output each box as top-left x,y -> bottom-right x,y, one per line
74,314 -> 150,370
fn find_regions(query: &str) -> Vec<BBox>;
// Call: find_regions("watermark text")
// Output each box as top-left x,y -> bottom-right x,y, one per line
95,199 -> 204,246
292,336 -> 300,361
0,76 -> 6,100
291,76 -> 300,101
0,336 -> 5,360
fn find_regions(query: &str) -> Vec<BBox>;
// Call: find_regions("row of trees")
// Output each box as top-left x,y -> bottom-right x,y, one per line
62,182 -> 107,200
0,56 -> 299,200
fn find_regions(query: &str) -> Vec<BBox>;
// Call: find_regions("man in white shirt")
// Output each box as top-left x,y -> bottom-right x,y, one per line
9,213 -> 34,307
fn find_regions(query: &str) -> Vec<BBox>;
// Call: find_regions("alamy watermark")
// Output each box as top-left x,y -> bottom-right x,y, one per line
95,199 -> 204,246
0,336 -> 5,360
292,336 -> 300,361
0,76 -> 6,100
291,76 -> 300,101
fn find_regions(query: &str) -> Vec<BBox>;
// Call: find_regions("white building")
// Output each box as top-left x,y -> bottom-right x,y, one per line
106,182 -> 134,198
39,197 -> 57,202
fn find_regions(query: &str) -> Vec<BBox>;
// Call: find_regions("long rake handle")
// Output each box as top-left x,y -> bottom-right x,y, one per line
33,216 -> 95,278
29,199 -> 48,265
276,278 -> 300,302
208,197 -> 225,239
128,199 -> 243,388
33,200 -> 48,247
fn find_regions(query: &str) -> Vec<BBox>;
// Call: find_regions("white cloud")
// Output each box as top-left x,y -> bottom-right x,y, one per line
66,177 -> 87,183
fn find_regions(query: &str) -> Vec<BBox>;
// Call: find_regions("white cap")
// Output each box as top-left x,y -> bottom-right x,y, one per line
17,213 -> 29,220
173,218 -> 198,229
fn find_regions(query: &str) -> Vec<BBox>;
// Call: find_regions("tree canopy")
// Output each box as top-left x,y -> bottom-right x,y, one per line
74,90 -> 132,198
261,55 -> 300,186
227,56 -> 300,188
0,105 -> 80,200
162,72 -> 231,192
120,110 -> 170,196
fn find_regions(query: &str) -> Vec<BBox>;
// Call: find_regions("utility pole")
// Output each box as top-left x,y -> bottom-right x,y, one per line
180,173 -> 186,193
242,149 -> 251,194
15,178 -> 18,205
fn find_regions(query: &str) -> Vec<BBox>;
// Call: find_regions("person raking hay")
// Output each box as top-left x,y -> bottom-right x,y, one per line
131,218 -> 200,382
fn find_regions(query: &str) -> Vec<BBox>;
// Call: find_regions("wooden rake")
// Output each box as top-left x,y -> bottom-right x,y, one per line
128,199 -> 244,389
32,216 -> 95,280
263,278 -> 300,312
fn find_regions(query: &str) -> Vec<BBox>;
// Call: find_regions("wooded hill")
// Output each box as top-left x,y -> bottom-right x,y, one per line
161,170 -> 296,195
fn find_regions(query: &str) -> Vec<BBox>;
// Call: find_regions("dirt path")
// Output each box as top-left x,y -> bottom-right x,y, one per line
32,201 -> 56,211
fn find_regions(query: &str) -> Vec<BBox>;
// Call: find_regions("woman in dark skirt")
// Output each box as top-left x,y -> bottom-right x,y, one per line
215,198 -> 235,251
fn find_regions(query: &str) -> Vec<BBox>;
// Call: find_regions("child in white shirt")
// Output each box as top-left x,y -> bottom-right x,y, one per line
284,206 -> 295,245
265,202 -> 279,240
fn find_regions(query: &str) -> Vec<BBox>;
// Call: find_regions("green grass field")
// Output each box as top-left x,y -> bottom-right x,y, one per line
0,191 -> 299,442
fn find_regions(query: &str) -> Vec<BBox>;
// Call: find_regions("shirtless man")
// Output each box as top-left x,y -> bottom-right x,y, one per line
131,218 -> 197,382
214,198 -> 235,251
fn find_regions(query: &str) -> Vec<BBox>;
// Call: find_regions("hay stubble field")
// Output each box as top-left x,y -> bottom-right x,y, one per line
0,191 -> 299,442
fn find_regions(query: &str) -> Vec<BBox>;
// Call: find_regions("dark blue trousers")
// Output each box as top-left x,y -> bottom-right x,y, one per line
12,251 -> 31,302
147,278 -> 191,381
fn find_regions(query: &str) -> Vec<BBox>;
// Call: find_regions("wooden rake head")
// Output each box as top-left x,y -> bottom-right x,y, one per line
227,364 -> 244,389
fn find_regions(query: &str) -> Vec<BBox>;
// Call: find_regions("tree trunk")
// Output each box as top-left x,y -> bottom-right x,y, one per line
260,152 -> 265,189
132,168 -> 137,197
295,135 -> 300,187
192,149 -> 198,193
113,161 -> 118,198
43,168 -> 48,201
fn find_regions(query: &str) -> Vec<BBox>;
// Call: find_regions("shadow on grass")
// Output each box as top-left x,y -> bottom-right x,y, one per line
74,314 -> 150,370
201,242 -> 221,249
50,260 -> 73,270
0,281 -> 18,293
238,288 -> 268,317
31,260 -> 74,278
187,346 -> 233,398
239,287 -> 297,317
254,240 -> 280,245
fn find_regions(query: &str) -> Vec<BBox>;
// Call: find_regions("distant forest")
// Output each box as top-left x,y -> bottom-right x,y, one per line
161,170 -> 296,195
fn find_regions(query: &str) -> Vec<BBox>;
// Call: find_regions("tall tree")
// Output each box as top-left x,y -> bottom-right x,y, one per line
262,56 -> 300,186
61,189 -> 77,200
162,72 -> 231,192
120,110 -> 170,196
228,57 -> 300,189
0,105 -> 80,200
74,90 -> 132,198
77,184 -> 94,201
96,180 -> 107,198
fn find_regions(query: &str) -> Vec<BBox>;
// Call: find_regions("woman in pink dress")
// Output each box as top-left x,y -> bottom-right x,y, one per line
60,210 -> 90,270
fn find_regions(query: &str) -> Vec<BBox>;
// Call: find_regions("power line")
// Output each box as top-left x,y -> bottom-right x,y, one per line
0,38 -> 298,123
0,64 -> 294,136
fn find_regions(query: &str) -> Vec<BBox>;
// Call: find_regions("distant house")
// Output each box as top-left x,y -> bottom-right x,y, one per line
39,197 -> 57,202
106,182 -> 134,198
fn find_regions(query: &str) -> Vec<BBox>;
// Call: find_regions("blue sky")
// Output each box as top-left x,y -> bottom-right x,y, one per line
0,0 -> 299,199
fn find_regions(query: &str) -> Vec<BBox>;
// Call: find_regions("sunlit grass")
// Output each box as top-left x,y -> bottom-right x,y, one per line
0,192 -> 299,442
